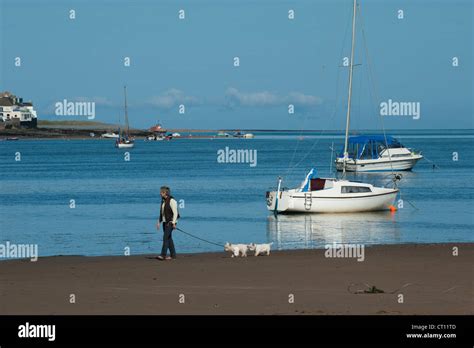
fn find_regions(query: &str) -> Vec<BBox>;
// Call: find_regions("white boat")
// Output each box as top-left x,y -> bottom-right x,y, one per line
266,174 -> 398,213
146,135 -> 164,141
233,131 -> 244,138
266,0 -> 399,214
172,132 -> 181,137
146,134 -> 172,141
335,135 -> 423,172
116,140 -> 134,149
115,86 -> 135,149
243,133 -> 254,139
101,132 -> 119,139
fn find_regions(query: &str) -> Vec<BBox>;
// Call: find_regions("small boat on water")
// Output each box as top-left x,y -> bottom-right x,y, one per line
266,169 -> 398,213
233,131 -> 255,139
101,132 -> 119,139
216,131 -> 230,137
115,86 -> 135,149
145,122 -> 171,141
233,131 -> 244,138
6,137 -> 19,141
335,135 -> 423,172
266,0 -> 399,214
116,137 -> 134,148
146,135 -> 164,141
145,134 -> 172,141
149,123 -> 167,134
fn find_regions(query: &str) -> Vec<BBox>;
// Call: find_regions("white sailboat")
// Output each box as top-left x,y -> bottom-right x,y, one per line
266,0 -> 399,214
115,86 -> 135,149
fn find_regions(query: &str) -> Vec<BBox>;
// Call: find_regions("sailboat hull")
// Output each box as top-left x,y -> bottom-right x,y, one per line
116,142 -> 134,149
266,181 -> 398,214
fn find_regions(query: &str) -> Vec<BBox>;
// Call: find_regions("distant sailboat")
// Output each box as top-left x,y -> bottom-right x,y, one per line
115,86 -> 135,149
266,0 -> 399,214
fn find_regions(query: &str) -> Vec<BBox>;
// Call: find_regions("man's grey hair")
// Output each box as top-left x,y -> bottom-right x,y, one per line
160,186 -> 170,195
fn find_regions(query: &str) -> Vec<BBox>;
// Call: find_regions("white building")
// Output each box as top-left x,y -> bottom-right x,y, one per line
0,91 -> 38,128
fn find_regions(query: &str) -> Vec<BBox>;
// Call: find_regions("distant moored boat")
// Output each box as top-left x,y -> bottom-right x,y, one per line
335,135 -> 423,172
101,132 -> 119,139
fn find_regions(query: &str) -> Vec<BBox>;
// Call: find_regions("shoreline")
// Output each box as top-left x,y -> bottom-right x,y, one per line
0,243 -> 472,315
0,240 -> 469,261
2,127 -> 473,140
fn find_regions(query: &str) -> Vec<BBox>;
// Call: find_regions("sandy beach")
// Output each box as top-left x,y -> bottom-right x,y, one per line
0,243 -> 472,315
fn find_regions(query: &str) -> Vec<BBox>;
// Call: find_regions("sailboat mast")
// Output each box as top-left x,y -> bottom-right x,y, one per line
124,85 -> 129,136
343,0 -> 357,174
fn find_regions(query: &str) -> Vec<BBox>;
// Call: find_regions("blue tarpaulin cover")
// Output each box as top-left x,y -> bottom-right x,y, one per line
338,135 -> 401,159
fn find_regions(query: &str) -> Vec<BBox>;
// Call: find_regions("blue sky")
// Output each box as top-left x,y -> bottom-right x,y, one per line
1,0 -> 472,129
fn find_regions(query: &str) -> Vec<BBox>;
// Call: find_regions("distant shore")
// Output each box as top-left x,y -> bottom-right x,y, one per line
0,127 -> 221,139
0,123 -> 246,139
1,121 -> 472,140
0,243 -> 471,315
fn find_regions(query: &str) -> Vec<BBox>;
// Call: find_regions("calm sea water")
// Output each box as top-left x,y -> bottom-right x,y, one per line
1,130 -> 473,257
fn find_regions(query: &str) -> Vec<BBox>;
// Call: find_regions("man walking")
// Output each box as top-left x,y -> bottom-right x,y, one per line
156,186 -> 179,260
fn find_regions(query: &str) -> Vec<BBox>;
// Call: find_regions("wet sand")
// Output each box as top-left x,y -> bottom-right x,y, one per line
0,243 -> 472,315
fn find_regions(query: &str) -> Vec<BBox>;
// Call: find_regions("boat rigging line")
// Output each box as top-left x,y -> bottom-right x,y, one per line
284,4 -> 353,179
422,155 -> 441,170
358,4 -> 397,183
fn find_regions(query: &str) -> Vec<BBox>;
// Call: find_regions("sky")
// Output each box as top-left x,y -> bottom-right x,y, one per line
0,0 -> 473,130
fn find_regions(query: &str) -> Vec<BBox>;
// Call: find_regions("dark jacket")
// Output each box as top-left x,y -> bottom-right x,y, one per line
159,196 -> 180,224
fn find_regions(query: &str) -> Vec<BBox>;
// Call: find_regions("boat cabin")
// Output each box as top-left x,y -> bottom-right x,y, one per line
309,178 -> 335,191
309,178 -> 372,193
339,135 -> 403,160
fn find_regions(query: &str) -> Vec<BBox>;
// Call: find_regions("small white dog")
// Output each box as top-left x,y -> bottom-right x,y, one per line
224,242 -> 249,257
248,243 -> 273,256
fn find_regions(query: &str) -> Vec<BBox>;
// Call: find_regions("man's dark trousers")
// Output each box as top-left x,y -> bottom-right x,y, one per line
161,222 -> 176,258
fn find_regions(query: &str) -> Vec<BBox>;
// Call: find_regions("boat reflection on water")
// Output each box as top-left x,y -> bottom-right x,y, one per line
345,171 -> 418,186
266,212 -> 401,250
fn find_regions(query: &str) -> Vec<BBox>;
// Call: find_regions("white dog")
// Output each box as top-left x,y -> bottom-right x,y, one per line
248,243 -> 273,256
224,242 -> 249,257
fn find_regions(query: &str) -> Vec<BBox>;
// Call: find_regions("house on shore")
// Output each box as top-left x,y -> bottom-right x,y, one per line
0,91 -> 38,129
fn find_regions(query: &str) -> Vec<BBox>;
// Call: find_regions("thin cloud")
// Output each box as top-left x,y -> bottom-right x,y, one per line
224,88 -> 323,108
286,92 -> 323,106
225,87 -> 279,107
148,89 -> 200,109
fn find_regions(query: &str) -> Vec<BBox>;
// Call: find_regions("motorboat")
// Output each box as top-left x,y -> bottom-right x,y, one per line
101,132 -> 119,139
335,135 -> 422,171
